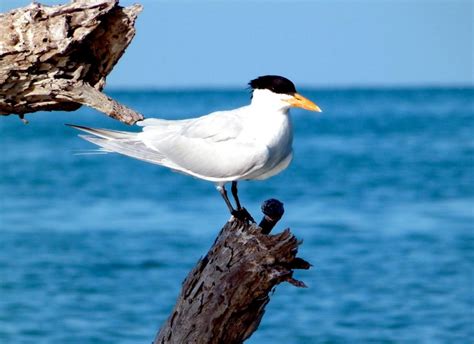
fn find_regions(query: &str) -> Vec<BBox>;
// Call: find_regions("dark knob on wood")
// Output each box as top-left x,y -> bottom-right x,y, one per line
259,199 -> 284,234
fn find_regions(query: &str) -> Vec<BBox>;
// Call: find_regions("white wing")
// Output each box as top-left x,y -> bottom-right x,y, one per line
138,110 -> 270,180
70,107 -> 271,182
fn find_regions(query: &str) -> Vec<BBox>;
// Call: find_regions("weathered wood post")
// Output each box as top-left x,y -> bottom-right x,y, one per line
154,200 -> 310,344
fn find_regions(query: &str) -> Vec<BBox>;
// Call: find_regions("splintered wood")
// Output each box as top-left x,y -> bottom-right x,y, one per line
155,218 -> 310,344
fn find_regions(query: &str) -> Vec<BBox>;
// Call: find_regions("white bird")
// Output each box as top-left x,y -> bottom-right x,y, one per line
68,75 -> 321,221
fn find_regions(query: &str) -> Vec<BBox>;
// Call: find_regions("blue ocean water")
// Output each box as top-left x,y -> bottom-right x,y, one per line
0,87 -> 473,343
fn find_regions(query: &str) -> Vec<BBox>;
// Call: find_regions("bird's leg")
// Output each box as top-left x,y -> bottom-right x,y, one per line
216,184 -> 254,223
231,181 -> 242,210
216,184 -> 235,214
230,181 -> 255,223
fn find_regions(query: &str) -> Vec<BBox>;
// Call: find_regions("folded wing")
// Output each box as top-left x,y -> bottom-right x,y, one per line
138,111 -> 269,180
70,109 -> 270,182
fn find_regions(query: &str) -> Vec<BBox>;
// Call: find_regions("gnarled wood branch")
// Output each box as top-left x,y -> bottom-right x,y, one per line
0,0 -> 143,124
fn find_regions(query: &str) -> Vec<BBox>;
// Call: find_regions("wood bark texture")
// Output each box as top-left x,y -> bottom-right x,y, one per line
155,217 -> 311,344
0,0 -> 143,124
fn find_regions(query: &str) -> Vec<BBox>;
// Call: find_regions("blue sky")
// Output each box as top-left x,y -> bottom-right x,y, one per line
2,0 -> 473,88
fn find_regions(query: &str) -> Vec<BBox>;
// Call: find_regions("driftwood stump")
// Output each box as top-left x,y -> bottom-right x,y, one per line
0,0 -> 143,124
155,202 -> 310,344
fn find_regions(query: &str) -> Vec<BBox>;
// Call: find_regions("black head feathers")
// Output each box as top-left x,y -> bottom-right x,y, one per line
249,75 -> 297,95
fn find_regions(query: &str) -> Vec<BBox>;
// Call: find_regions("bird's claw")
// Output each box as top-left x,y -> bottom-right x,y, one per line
232,208 -> 256,223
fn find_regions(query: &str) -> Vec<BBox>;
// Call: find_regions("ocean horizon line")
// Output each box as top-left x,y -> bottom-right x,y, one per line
104,83 -> 474,93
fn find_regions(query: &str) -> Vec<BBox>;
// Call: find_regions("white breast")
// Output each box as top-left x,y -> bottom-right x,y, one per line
241,106 -> 294,180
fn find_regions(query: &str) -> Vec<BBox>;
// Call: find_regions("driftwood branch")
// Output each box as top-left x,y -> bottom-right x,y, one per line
155,200 -> 310,344
0,0 -> 144,124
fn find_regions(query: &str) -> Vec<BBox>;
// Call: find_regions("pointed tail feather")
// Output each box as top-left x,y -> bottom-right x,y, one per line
78,135 -> 171,167
73,149 -> 110,155
68,123 -> 181,170
66,124 -> 137,140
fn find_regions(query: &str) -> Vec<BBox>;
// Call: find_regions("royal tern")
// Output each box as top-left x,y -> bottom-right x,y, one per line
68,75 -> 321,220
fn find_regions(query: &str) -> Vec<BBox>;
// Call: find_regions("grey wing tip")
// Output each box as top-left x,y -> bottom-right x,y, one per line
65,123 -> 91,132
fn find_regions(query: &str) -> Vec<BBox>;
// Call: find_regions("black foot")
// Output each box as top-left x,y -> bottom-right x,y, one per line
231,207 -> 256,223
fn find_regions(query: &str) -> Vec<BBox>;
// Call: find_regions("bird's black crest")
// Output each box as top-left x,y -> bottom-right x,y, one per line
249,75 -> 297,95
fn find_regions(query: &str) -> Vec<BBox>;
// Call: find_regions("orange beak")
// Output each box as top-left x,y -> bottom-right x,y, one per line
286,93 -> 322,112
